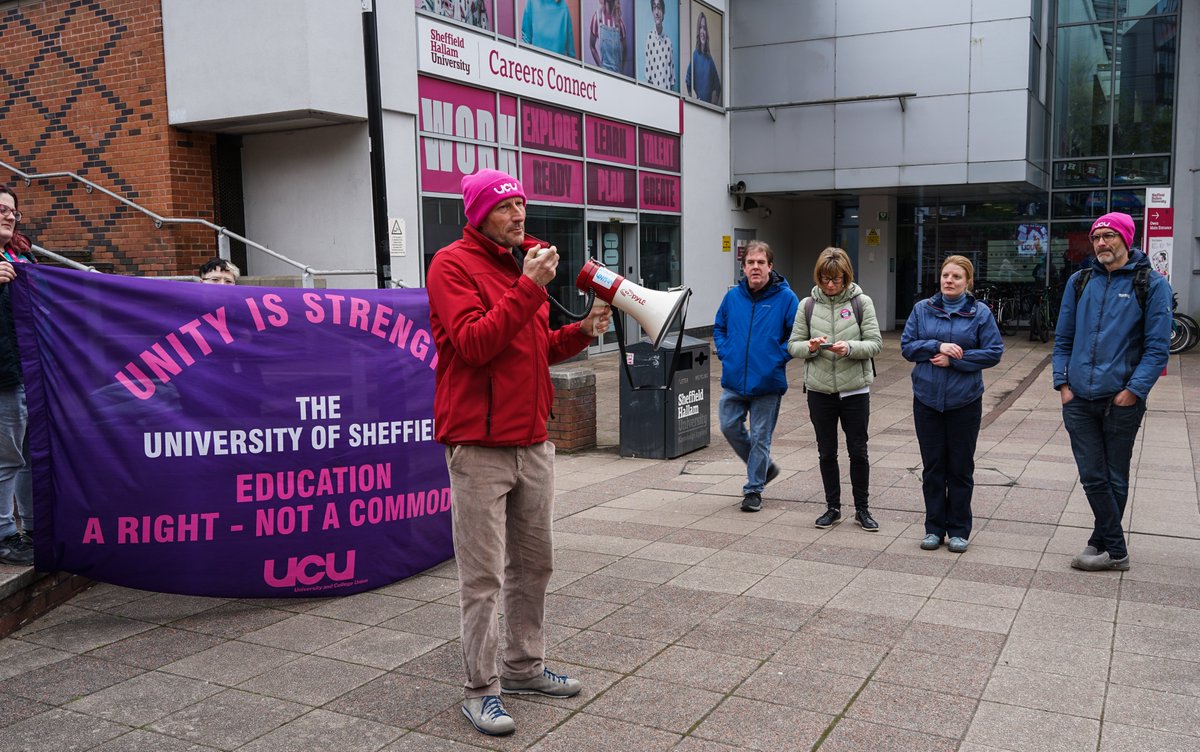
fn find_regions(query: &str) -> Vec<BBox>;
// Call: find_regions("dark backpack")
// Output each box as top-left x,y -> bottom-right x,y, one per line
1074,267 -> 1150,314
801,294 -> 875,380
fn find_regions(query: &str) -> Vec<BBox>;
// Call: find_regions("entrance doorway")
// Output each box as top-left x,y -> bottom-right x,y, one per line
586,219 -> 638,352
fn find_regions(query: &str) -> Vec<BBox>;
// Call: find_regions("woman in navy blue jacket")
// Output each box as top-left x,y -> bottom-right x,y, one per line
901,255 -> 1004,553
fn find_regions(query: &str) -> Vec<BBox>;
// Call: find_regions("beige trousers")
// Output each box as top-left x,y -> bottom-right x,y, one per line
446,442 -> 555,698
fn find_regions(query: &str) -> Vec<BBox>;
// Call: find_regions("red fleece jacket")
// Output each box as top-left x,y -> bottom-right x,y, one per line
426,225 -> 593,446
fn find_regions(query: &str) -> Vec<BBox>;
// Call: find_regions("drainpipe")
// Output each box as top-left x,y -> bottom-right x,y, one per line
362,0 -> 390,288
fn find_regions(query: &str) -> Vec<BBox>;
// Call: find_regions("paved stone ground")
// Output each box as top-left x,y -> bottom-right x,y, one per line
1,333 -> 1198,751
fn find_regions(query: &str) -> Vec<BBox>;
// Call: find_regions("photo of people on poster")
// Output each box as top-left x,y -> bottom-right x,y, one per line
583,0 -> 635,78
519,0 -> 582,59
417,0 -> 494,31
683,0 -> 723,105
636,0 -> 679,91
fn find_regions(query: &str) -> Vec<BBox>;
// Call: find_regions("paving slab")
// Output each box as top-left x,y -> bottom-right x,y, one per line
0,337 -> 1197,750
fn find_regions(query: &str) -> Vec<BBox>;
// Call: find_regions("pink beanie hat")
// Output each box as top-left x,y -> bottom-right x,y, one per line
461,169 -> 526,228
1090,212 -> 1135,250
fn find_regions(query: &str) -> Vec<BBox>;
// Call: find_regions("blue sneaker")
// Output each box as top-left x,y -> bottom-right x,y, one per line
461,695 -> 515,735
920,534 -> 942,551
947,537 -> 969,553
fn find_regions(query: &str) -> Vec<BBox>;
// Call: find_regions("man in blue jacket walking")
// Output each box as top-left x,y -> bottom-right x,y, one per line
713,241 -> 799,512
1053,211 -> 1171,572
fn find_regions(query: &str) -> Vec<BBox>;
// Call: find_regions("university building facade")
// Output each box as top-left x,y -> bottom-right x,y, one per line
0,0 -> 1194,340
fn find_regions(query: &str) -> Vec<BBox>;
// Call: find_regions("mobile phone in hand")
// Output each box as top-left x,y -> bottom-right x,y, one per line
819,342 -> 834,350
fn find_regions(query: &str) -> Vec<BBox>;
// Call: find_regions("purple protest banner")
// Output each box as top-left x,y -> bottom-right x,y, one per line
12,265 -> 452,597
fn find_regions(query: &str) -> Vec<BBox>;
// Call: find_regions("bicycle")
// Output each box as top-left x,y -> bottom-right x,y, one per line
1171,293 -> 1199,354
989,286 -> 1019,336
1027,287 -> 1053,343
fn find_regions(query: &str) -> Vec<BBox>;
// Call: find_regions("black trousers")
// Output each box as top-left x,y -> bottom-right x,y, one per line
807,390 -> 870,510
912,396 -> 982,540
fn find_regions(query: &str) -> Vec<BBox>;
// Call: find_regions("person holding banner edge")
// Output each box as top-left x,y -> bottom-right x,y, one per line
0,186 -> 35,566
426,168 -> 611,736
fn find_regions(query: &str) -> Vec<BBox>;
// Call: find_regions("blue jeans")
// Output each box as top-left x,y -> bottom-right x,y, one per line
913,396 -> 981,540
719,390 -> 781,494
0,384 -> 32,539
1061,396 -> 1146,559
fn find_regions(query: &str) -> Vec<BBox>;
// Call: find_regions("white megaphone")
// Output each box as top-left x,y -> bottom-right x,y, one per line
575,259 -> 691,349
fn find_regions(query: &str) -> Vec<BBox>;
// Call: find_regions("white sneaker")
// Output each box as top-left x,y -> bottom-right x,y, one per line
461,695 -> 515,735
501,667 -> 582,698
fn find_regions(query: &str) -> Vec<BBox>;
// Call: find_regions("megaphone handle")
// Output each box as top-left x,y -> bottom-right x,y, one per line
547,290 -> 596,322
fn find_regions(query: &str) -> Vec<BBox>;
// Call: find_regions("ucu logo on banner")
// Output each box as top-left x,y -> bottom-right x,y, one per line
263,550 -> 356,588
493,182 -> 521,195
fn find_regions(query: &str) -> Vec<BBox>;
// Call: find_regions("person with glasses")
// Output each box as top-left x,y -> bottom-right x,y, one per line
788,248 -> 883,532
0,186 -> 35,566
198,257 -> 240,285
643,0 -> 675,90
1053,212 -> 1171,572
902,255 -> 1004,554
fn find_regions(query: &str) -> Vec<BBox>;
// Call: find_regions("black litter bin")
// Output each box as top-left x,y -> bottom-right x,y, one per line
619,335 -> 710,459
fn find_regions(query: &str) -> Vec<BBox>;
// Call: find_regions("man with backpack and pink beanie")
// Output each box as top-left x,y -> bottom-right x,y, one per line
1053,211 -> 1171,572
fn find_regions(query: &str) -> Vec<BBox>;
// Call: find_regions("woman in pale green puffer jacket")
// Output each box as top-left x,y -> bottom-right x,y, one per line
787,248 -> 884,532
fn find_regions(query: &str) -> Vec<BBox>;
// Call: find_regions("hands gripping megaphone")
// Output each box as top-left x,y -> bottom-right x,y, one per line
574,259 -> 691,350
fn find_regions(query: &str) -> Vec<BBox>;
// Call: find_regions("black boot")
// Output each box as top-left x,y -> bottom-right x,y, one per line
854,508 -> 879,532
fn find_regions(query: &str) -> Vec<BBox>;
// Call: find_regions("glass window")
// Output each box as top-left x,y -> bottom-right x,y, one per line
1050,219 -> 1095,286
1053,190 -> 1107,218
1059,0 -> 1115,24
1119,0 -> 1175,18
1054,159 -> 1108,188
639,214 -> 682,293
1054,23 -> 1114,158
1112,156 -> 1169,185
1111,188 -> 1146,218
524,205 -> 586,328
1112,17 -> 1176,155
1030,36 -> 1042,99
421,197 -> 467,280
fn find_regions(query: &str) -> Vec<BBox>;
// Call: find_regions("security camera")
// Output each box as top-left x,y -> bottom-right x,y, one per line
728,181 -> 746,195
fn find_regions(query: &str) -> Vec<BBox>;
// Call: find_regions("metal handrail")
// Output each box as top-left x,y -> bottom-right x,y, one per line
2,159 -> 378,287
30,244 -> 99,272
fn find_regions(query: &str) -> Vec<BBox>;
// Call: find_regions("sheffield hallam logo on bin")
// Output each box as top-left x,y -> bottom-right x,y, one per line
677,388 -> 704,419
263,550 -> 357,588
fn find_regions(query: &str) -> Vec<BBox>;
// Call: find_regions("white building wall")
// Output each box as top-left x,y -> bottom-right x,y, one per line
731,0 -> 1038,192
241,125 -> 377,289
680,106 -> 733,327
162,0 -> 366,128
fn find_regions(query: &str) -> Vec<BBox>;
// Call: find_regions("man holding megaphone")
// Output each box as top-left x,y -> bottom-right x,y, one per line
426,168 -> 611,737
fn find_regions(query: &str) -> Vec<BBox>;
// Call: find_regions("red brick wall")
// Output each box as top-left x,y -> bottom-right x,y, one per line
0,0 -> 217,275
548,368 -> 597,452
